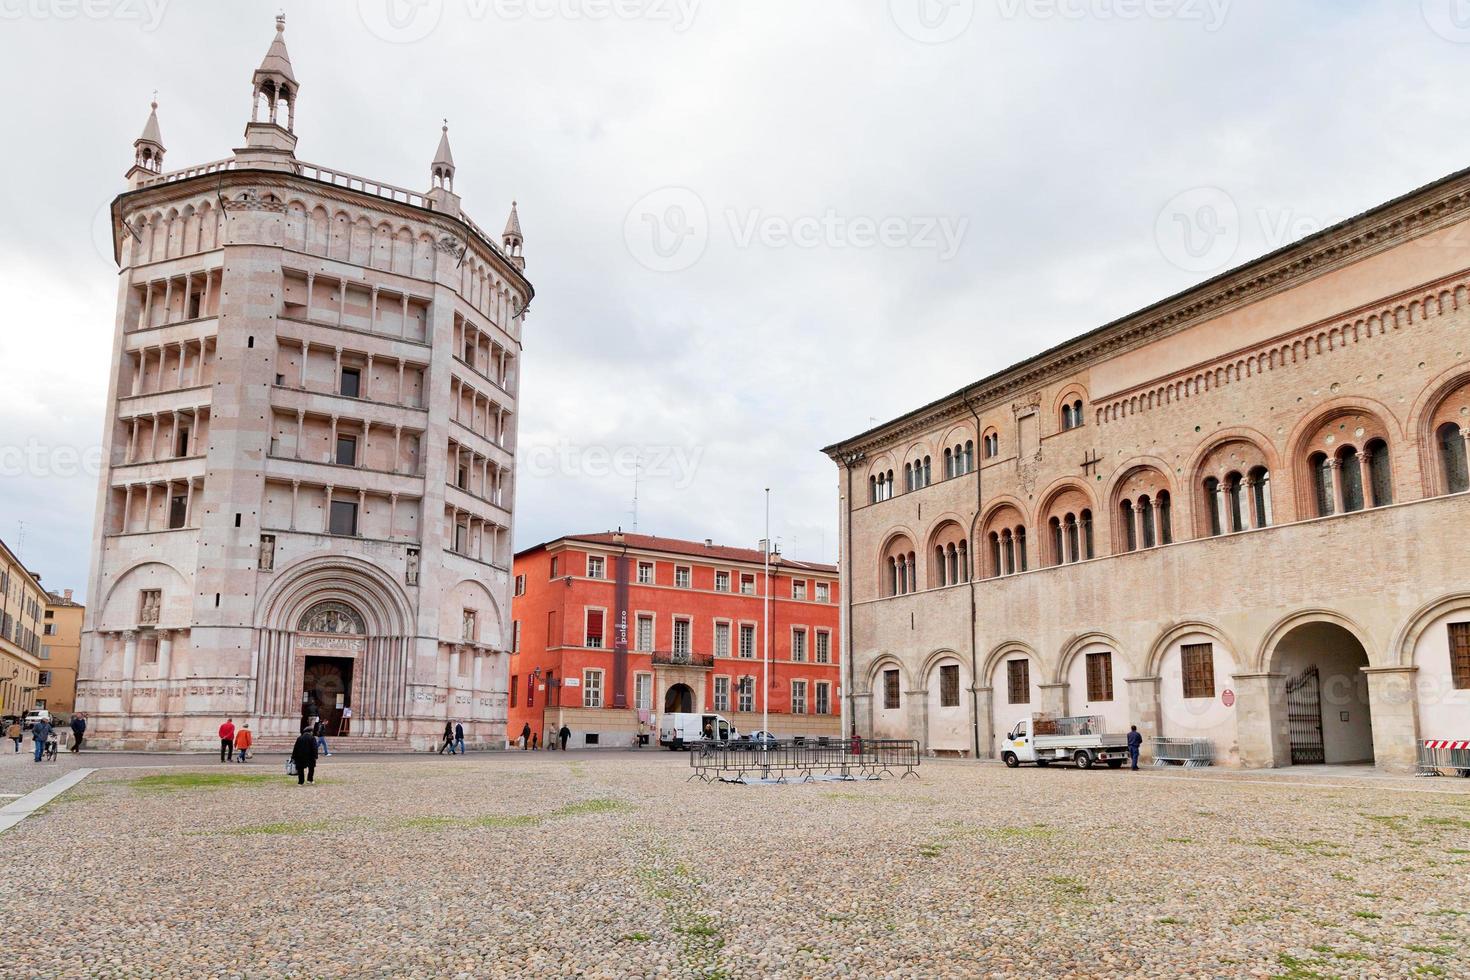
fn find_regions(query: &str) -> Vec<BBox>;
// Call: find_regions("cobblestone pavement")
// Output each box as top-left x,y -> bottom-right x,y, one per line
2,754 -> 1467,978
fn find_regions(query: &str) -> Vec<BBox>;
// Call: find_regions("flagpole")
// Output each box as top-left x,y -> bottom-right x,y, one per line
763,487 -> 770,737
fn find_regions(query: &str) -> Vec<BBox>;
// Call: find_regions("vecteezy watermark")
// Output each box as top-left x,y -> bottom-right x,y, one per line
624,186 -> 970,272
624,187 -> 709,273
888,0 -> 975,44
726,209 -> 969,260
0,0 -> 168,29
995,0 -> 1231,31
0,440 -> 105,480
357,0 -> 699,43
521,441 -> 704,489
1155,186 -> 1240,274
1421,0 -> 1470,43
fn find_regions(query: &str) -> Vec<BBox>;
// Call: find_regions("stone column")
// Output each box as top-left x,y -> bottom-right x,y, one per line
1125,675 -> 1162,758
1329,459 -> 1345,515
364,354 -> 374,401
1362,665 -> 1420,773
1038,682 -> 1068,718
1357,452 -> 1374,509
121,630 -> 139,719
289,480 -> 300,531
156,629 -> 173,681
973,685 -> 994,759
323,485 -> 334,533
1232,671 -> 1289,768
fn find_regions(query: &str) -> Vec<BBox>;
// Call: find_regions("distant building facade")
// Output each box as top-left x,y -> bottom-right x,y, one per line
510,533 -> 842,748
827,166 -> 1470,771
39,590 -> 85,717
0,539 -> 45,720
76,16 -> 531,749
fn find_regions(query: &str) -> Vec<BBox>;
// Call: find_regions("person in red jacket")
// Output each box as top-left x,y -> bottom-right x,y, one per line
218,718 -> 236,763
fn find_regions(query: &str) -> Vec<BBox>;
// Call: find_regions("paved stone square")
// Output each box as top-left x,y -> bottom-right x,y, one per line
2,753 -> 1468,978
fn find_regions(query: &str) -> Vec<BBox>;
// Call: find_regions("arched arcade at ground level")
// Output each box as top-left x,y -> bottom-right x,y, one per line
851,594 -> 1470,773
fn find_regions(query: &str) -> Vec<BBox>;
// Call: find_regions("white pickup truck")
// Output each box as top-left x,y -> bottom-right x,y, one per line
659,712 -> 738,750
1001,713 -> 1131,770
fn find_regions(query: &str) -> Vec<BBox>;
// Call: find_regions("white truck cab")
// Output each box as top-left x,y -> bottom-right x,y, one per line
1001,713 -> 1130,770
659,712 -> 738,750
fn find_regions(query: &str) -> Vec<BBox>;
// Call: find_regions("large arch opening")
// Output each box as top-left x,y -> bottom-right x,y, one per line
1269,622 -> 1374,766
664,683 -> 694,714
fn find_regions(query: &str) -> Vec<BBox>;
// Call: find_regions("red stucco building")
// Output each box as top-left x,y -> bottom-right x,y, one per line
509,532 -> 842,748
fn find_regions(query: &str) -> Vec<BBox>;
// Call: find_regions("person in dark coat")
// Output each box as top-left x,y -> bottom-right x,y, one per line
291,728 -> 319,785
558,725 -> 571,751
1127,725 -> 1144,771
438,721 -> 455,755
453,722 -> 465,756
69,714 -> 86,753
520,722 -> 531,751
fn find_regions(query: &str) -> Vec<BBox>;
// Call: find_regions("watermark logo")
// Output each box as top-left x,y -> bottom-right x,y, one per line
521,441 -> 704,488
995,0 -> 1230,31
624,187 -> 709,273
726,209 -> 968,260
889,0 -> 974,44
0,0 -> 170,30
0,440 -> 105,480
358,0 -> 445,43
1422,0 -> 1470,43
1155,186 -> 1239,274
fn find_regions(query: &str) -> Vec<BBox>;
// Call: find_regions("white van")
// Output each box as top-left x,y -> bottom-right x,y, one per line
659,712 -> 737,750
22,709 -> 52,730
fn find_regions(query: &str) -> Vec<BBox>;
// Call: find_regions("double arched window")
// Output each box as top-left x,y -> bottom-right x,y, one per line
904,456 -> 932,492
1308,439 -> 1392,517
1120,491 -> 1171,551
944,441 -> 975,478
1048,510 -> 1094,565
869,469 -> 895,504
1060,399 -> 1085,431
1439,422 -> 1470,494
983,431 -> 999,459
1204,467 -> 1272,536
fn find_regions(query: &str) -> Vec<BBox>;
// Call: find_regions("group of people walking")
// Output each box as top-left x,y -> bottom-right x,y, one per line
217,718 -> 254,763
6,715 -> 87,762
517,722 -> 571,751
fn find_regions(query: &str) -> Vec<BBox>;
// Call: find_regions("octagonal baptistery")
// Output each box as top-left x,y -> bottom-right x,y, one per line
75,16 -> 533,750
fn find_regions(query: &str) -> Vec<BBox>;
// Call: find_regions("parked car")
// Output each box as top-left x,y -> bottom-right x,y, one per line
22,709 -> 52,731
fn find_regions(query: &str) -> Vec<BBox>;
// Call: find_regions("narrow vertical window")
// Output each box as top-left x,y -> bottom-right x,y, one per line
1140,496 -> 1156,549
1006,659 -> 1030,705
1367,439 -> 1393,507
1441,424 -> 1469,494
1122,500 -> 1136,551
1050,518 -> 1063,567
1311,453 -> 1334,517
1339,447 -> 1364,513
1085,651 -> 1113,702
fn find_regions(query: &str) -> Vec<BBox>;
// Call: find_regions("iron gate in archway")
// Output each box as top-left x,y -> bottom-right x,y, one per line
1286,666 -> 1325,765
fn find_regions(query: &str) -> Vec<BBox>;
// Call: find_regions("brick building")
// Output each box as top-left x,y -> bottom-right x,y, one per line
826,164 -> 1470,771
39,590 -> 85,718
76,16 -> 529,750
509,532 -> 842,748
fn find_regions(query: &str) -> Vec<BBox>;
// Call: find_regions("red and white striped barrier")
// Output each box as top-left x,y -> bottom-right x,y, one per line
1417,739 -> 1470,776
1423,740 -> 1470,750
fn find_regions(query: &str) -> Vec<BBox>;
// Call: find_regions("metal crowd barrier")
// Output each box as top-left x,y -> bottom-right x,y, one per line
688,738 -> 921,783
1151,736 -> 1215,769
1417,739 -> 1470,777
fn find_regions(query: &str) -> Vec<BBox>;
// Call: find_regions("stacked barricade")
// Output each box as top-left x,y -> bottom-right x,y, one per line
1417,739 -> 1470,777
1151,737 -> 1215,769
688,738 -> 921,783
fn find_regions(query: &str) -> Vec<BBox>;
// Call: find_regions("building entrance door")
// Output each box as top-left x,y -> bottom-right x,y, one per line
303,656 -> 354,737
1286,666 -> 1324,765
664,683 -> 694,714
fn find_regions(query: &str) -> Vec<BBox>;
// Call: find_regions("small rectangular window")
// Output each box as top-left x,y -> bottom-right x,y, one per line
509,674 -> 518,708
329,500 -> 358,536
514,575 -> 526,597
637,561 -> 654,585
1086,651 -> 1114,702
791,680 -> 807,715
815,681 -> 831,715
940,664 -> 960,707
636,614 -> 654,653
713,676 -> 730,712
175,428 -> 190,457
1007,659 -> 1030,705
168,494 -> 187,529
815,582 -> 830,603
739,624 -> 755,659
739,574 -> 755,596
635,673 -> 653,711
1181,643 -> 1215,700
714,571 -> 730,592
585,609 -> 605,648
792,628 -> 807,663
340,367 -> 361,398
793,580 -> 807,600
583,669 -> 603,708
883,669 -> 900,710
586,555 -> 605,579
675,566 -> 691,589
549,556 -> 559,579
673,618 -> 691,655
1449,623 -> 1470,690
815,631 -> 831,664
738,676 -> 754,712
511,621 -> 521,653
335,434 -> 357,466
714,622 -> 730,658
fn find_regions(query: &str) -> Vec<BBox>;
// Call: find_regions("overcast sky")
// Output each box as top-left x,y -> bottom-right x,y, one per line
1,0 -> 1468,600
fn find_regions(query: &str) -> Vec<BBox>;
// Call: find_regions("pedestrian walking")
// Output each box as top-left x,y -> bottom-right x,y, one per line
218,718 -> 236,763
520,722 -> 531,751
531,731 -> 539,750
454,721 -> 465,756
7,719 -> 21,753
1127,724 -> 1143,771
438,720 -> 455,755
558,724 -> 570,751
313,718 -> 332,757
32,718 -> 52,763
69,713 -> 86,753
291,727 -> 318,785
235,724 -> 253,762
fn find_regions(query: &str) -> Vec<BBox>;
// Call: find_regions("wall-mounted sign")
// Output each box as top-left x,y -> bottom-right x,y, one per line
564,677 -> 581,688
1222,689 -> 1235,708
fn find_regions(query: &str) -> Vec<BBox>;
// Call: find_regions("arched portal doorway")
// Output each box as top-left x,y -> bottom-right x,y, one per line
1269,621 -> 1374,765
297,600 -> 364,737
664,683 -> 694,714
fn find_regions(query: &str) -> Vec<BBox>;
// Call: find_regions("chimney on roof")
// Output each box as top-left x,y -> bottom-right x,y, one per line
63,589 -> 73,602
704,538 -> 713,548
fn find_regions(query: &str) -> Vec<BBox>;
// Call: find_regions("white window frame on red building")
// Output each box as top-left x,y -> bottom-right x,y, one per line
714,570 -> 731,592
634,672 -> 653,711
634,612 -> 655,652
675,565 -> 692,589
815,630 -> 830,664
791,679 -> 807,715
673,616 -> 692,655
737,675 -> 754,712
791,626 -> 808,663
713,675 -> 730,711
586,555 -> 605,579
713,619 -> 731,658
637,561 -> 654,585
738,622 -> 756,658
815,581 -> 830,602
584,606 -> 607,649
583,668 -> 604,708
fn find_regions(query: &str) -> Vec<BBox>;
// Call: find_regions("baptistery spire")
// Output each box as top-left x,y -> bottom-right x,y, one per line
126,97 -> 166,185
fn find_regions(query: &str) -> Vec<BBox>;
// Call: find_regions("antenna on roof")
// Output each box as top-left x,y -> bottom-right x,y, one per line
15,521 -> 25,562
630,454 -> 640,533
